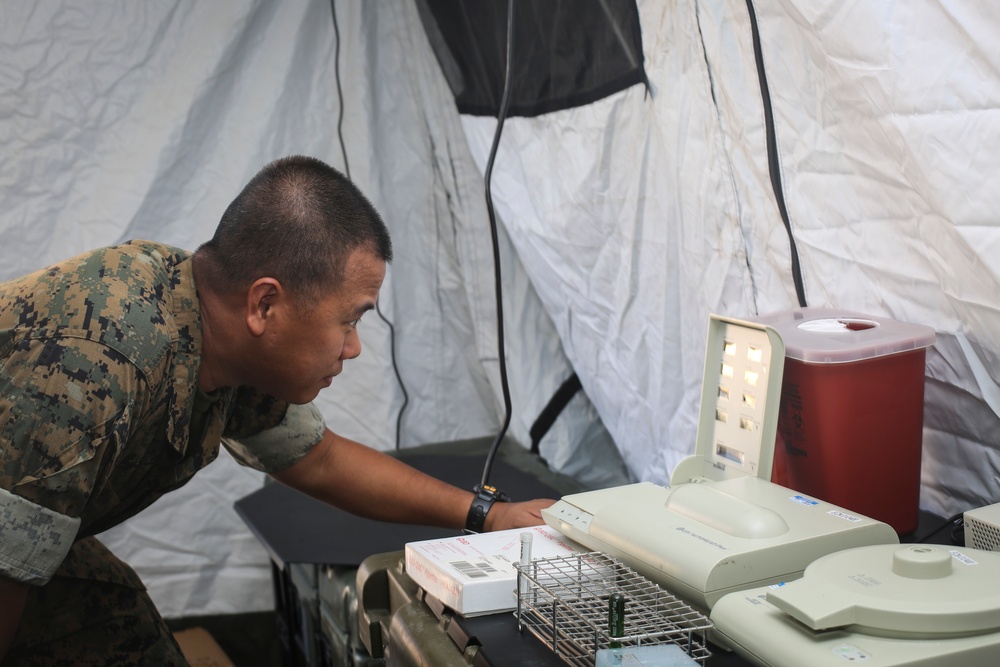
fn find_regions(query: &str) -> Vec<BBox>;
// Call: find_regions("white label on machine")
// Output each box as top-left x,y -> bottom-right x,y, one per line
827,510 -> 863,522
950,550 -> 979,565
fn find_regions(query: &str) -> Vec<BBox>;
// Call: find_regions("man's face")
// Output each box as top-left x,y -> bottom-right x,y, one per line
255,248 -> 386,404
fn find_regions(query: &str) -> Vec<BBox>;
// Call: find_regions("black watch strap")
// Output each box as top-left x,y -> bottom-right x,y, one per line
464,484 -> 510,534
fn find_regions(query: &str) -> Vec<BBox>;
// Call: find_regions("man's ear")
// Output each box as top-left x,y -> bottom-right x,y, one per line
245,277 -> 283,337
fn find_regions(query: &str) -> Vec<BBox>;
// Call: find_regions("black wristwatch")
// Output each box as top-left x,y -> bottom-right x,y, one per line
464,484 -> 511,534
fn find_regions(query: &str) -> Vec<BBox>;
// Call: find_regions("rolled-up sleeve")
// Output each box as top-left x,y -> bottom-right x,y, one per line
0,486 -> 80,585
222,401 -> 326,473
0,336 -> 141,585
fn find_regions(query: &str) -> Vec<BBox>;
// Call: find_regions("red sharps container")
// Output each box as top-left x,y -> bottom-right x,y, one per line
754,308 -> 935,534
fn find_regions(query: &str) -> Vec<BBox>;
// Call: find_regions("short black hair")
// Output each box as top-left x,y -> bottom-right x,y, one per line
195,156 -> 392,303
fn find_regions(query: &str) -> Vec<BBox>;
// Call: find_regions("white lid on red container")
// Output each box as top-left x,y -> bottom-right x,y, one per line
752,307 -> 936,364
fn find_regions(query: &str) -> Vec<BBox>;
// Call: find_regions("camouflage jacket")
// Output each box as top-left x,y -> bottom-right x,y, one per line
0,241 -> 325,585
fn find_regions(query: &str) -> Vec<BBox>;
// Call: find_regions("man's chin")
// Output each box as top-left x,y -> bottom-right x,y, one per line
277,386 -> 324,405
257,378 -> 331,404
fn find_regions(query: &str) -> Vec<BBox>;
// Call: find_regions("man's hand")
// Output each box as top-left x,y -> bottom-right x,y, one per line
484,498 -> 556,532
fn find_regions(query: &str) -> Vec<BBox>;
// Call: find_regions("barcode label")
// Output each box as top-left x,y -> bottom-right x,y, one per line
450,559 -> 501,579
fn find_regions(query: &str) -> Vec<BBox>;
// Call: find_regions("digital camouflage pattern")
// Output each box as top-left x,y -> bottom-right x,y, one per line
3,538 -> 188,667
0,241 -> 209,550
0,242 -> 304,569
0,240 -> 327,664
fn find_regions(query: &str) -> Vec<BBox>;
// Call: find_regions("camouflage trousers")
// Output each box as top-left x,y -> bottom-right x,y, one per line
3,537 -> 188,667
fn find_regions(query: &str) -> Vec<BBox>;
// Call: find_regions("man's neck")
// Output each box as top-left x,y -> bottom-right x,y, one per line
192,258 -> 241,393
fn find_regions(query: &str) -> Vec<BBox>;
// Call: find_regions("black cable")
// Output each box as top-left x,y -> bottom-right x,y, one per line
745,0 -> 807,308
332,0 -> 350,179
915,512 -> 965,545
331,0 -> 409,450
479,0 -> 517,490
529,373 -> 582,455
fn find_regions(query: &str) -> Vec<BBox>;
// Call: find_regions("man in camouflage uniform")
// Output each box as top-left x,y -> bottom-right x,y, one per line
0,156 -> 553,665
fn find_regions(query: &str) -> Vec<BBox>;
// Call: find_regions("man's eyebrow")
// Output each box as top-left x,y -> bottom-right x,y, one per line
354,302 -> 376,317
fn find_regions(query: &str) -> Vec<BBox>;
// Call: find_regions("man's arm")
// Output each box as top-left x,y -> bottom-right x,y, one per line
0,575 -> 28,661
271,428 -> 554,532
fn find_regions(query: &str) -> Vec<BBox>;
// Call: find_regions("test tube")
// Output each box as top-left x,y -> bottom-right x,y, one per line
519,532 -> 533,598
608,592 -> 625,648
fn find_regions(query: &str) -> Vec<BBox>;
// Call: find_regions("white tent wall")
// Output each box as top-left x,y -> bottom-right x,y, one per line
3,0 -> 999,621
460,0 -> 802,484
357,1 -> 625,489
1,0 -> 616,618
752,0 -> 1000,515
350,1 -> 619,482
462,0 -> 1000,517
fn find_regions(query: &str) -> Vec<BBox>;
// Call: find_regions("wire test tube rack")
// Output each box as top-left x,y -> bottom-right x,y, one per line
514,552 -> 713,666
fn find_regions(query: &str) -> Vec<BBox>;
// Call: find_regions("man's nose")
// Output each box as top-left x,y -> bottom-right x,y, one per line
340,329 -> 362,360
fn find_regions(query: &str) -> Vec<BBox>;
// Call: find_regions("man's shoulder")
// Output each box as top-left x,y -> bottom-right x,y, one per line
0,240 -> 194,373
65,240 -> 190,285
0,240 -> 190,300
